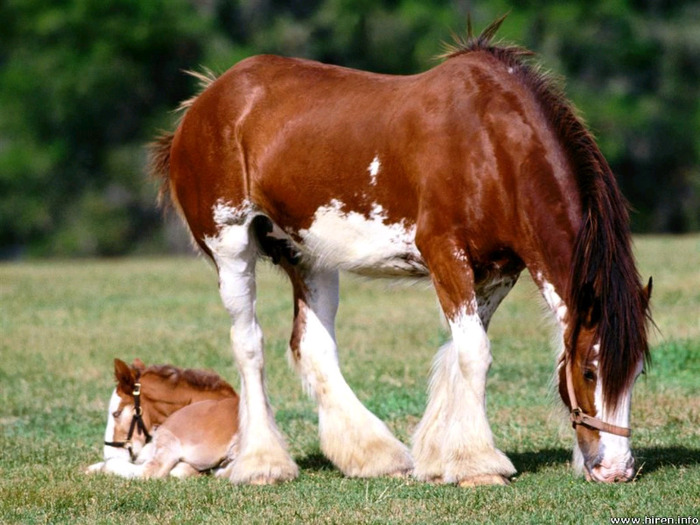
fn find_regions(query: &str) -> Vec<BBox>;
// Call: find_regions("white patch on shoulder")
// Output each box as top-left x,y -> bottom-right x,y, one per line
367,156 -> 381,185
299,199 -> 426,277
539,277 -> 568,326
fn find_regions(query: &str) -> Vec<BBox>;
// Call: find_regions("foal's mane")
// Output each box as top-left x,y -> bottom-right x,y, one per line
141,364 -> 236,395
444,16 -> 651,411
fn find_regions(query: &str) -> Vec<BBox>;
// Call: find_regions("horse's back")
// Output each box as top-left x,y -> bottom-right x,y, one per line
169,52 -> 571,276
161,398 -> 238,445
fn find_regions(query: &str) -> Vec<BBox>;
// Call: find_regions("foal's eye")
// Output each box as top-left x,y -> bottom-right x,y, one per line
583,370 -> 596,382
112,410 -> 122,418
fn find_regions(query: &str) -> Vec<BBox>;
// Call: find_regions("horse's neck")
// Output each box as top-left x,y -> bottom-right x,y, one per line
518,179 -> 581,320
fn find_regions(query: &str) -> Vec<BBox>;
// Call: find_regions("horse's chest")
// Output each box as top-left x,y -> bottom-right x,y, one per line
294,199 -> 428,277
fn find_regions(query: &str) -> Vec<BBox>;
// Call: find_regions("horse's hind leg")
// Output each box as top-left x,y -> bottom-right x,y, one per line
284,265 -> 413,477
412,235 -> 516,486
208,218 -> 298,484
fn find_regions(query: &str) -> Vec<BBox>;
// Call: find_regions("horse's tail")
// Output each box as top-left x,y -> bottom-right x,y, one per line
148,69 -> 219,212
148,131 -> 176,210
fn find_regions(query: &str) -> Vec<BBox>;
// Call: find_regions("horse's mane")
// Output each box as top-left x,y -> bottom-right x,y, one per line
444,15 -> 651,411
141,364 -> 236,396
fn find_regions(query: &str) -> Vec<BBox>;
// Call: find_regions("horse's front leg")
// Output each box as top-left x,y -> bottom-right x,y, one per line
284,266 -> 413,477
96,457 -> 146,478
412,236 -> 516,486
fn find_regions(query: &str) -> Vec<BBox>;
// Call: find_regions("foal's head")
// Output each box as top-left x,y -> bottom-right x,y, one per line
558,279 -> 652,483
103,358 -> 151,460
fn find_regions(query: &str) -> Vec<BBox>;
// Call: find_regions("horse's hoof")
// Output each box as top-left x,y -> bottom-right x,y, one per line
226,454 -> 299,485
458,474 -> 510,487
249,475 -> 281,486
387,468 -> 413,479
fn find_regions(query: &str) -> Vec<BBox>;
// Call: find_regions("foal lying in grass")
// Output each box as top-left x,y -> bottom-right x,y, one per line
86,358 -> 239,479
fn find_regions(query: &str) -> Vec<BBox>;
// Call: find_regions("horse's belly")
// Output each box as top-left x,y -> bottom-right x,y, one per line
294,200 -> 428,277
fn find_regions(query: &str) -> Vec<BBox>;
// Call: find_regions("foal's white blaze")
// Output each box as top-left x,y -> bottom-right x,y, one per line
299,199 -> 426,276
367,155 -> 381,185
103,389 -> 129,461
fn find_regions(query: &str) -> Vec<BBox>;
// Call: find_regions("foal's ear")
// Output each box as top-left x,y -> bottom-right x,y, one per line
114,358 -> 136,393
131,358 -> 146,371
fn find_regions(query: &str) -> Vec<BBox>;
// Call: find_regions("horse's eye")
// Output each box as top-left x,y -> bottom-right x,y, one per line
583,370 -> 596,382
112,410 -> 122,418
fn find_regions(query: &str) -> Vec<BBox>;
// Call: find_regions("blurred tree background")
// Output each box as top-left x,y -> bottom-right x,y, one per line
1,0 -> 698,257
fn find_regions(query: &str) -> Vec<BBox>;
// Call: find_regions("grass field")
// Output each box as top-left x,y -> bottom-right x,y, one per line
1,235 -> 698,524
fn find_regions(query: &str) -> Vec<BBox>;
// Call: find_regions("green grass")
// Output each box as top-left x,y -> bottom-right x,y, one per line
1,235 -> 699,524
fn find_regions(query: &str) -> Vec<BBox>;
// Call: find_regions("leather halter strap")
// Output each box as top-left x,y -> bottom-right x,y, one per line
565,358 -> 631,438
104,382 -> 152,459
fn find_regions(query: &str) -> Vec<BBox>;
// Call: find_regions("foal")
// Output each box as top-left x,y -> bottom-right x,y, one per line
86,358 -> 239,478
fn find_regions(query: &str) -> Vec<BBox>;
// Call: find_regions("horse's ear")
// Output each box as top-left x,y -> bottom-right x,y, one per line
642,276 -> 653,308
114,358 -> 136,393
132,358 -> 146,372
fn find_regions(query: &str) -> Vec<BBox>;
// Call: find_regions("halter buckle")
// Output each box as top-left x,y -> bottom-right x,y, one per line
570,408 -> 584,427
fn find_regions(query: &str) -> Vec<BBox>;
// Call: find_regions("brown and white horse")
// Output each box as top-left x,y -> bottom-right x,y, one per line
149,17 -> 651,485
87,359 -> 238,477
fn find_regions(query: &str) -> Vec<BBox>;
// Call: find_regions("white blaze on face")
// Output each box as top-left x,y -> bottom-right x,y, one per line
367,156 -> 381,185
103,389 -> 129,461
590,356 -> 640,481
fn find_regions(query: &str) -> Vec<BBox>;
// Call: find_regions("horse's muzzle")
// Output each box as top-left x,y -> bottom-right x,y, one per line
586,457 -> 636,483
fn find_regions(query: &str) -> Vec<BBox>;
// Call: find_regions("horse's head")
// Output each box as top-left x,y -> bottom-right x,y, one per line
103,358 -> 152,461
559,278 -> 652,483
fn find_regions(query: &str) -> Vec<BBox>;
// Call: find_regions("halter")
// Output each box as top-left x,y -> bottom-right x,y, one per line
565,357 -> 631,438
104,382 -> 152,460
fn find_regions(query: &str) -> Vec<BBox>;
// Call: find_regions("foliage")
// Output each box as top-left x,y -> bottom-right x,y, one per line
0,236 -> 698,522
0,0 -> 207,256
1,1 -> 699,256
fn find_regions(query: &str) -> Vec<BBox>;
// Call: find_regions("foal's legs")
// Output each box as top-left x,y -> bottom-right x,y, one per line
284,265 -> 413,477
209,221 -> 298,484
412,237 -> 516,485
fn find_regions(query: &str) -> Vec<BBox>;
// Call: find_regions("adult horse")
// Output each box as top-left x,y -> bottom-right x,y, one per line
149,17 -> 651,485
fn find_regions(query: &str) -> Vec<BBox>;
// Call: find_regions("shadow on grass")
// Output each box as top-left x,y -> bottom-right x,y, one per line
510,448 -> 571,474
509,446 -> 700,476
634,446 -> 700,474
294,447 -> 700,478
297,452 -> 336,472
